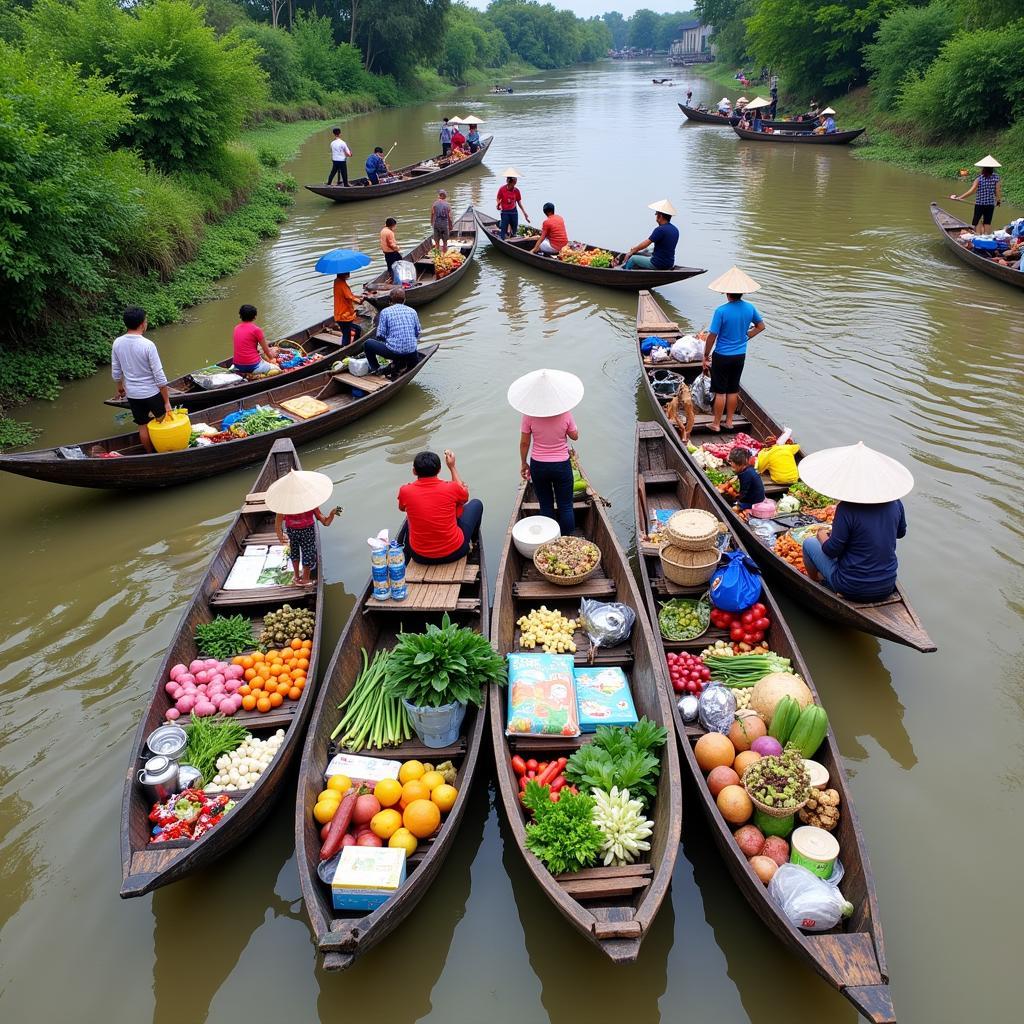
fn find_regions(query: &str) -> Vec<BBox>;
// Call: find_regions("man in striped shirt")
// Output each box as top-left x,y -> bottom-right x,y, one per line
364,289 -> 421,373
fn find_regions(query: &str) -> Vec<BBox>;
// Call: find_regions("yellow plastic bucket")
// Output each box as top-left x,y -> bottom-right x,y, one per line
148,409 -> 192,452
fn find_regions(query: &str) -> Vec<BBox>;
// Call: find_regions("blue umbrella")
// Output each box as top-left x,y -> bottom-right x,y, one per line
314,248 -> 372,274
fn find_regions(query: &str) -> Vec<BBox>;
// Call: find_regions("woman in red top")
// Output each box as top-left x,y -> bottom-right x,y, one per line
232,304 -> 280,374
268,470 -> 342,586
450,126 -> 467,153
399,450 -> 484,564
496,168 -> 530,239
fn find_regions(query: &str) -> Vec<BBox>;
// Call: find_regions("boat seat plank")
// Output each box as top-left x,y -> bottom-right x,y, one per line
509,733 -> 594,753
404,558 -> 469,583
311,331 -> 343,343
651,576 -> 710,598
640,470 -> 679,486
692,414 -> 752,430
366,593 -> 480,612
556,864 -> 653,881
513,578 -> 615,600
638,321 -> 679,332
332,372 -> 389,393
520,500 -> 589,512
806,933 -> 883,987
591,917 -> 642,939
245,530 -> 282,545
211,584 -> 313,606
230,702 -> 300,731
559,876 -> 651,899
845,593 -> 902,608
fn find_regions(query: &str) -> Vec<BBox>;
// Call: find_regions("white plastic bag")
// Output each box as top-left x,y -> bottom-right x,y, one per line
391,260 -> 416,285
671,335 -> 704,363
347,357 -> 371,377
767,864 -> 854,932
690,372 -> 714,413
650,346 -> 670,363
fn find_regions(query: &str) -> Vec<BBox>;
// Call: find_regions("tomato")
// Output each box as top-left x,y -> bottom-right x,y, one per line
525,759 -> 538,773
752,603 -> 766,617
700,667 -> 711,680
511,755 -> 526,776
672,679 -> 686,693
730,624 -> 745,641
742,632 -> 755,644
741,611 -> 755,625
756,617 -> 770,630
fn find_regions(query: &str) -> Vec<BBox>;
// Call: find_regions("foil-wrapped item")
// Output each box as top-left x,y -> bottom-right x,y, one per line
698,682 -> 736,734
678,694 -> 700,723
579,599 -> 635,649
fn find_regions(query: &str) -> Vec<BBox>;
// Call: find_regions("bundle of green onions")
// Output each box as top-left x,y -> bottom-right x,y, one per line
702,652 -> 793,687
330,648 -> 412,750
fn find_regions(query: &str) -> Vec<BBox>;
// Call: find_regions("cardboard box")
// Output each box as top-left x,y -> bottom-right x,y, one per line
331,846 -> 407,911
325,752 -> 402,785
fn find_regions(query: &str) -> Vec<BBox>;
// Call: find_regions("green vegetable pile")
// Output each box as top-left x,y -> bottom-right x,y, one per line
658,597 -> 710,641
194,614 -> 254,660
523,781 -> 603,873
565,718 -> 668,810
703,652 -> 793,687
184,714 -> 249,783
742,747 -> 811,810
259,604 -> 314,647
331,648 -> 412,750
241,408 -> 292,434
705,467 -> 735,486
788,481 -> 835,509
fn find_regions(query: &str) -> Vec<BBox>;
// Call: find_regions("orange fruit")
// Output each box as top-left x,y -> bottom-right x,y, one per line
297,658 -> 309,670
313,799 -> 338,825
420,770 -> 444,792
252,651 -> 265,664
232,656 -> 244,666
327,775 -> 351,794
302,639 -> 312,649
269,692 -> 284,708
256,696 -> 271,713
370,808 -> 403,840
269,664 -> 283,677
388,827 -> 418,855
400,780 -> 430,809
241,656 -> 254,669
374,778 -> 403,808
243,668 -> 256,681
403,799 -> 441,839
398,760 -> 425,784
317,789 -> 341,805
431,784 -> 458,813
241,695 -> 256,711
288,686 -> 301,701
291,638 -> 303,651
265,649 -> 279,660
279,671 -> 292,684
294,680 -> 305,692
238,685 -> 251,697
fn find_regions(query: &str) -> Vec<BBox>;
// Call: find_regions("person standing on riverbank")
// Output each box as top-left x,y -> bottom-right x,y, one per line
953,155 -> 1002,233
497,170 -> 529,238
111,306 -> 172,454
380,217 -> 401,277
620,200 -> 679,270
327,128 -> 351,186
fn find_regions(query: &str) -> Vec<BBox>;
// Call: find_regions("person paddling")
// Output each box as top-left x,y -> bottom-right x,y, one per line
953,154 -> 1002,234
365,146 -> 389,185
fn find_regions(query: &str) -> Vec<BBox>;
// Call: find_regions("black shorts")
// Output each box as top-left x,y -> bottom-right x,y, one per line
972,203 -> 995,227
710,353 -> 745,395
127,393 -> 165,426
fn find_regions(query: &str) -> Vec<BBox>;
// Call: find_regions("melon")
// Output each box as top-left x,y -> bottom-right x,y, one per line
750,673 -> 814,722
717,784 -> 753,825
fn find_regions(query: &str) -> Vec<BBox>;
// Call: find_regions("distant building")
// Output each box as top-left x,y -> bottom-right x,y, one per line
670,20 -> 714,64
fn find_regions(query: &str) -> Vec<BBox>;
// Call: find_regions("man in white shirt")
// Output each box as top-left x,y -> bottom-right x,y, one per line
327,127 -> 352,186
111,306 -> 172,453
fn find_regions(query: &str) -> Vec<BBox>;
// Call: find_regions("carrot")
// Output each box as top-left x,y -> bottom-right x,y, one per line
536,756 -> 567,787
319,789 -> 358,861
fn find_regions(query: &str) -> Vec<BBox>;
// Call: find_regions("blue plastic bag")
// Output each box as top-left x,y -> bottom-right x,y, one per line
640,336 -> 671,354
709,550 -> 763,611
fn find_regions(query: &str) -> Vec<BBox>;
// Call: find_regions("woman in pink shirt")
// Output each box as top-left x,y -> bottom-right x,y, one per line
510,369 -> 584,535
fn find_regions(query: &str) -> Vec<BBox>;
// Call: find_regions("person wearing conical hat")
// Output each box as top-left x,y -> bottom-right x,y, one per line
620,200 -> 679,271
797,443 -> 913,602
702,266 -> 765,432
953,155 -> 1002,234
497,169 -> 530,239
268,471 -> 342,587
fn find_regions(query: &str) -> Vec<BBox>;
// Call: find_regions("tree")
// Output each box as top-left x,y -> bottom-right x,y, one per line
628,8 -> 660,49
351,0 -> 449,77
602,10 -> 627,48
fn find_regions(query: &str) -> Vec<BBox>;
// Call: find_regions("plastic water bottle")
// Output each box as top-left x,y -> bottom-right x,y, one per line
387,541 -> 407,601
370,543 -> 390,600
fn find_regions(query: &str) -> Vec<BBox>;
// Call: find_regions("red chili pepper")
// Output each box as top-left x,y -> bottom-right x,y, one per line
519,775 -> 529,791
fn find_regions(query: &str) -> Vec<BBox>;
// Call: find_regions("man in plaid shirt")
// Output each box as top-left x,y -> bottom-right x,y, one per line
364,289 -> 421,372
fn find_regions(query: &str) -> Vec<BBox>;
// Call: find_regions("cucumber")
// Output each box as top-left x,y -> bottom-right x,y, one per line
769,696 -> 801,745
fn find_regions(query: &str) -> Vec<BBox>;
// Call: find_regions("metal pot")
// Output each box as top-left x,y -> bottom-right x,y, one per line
138,755 -> 179,803
175,764 -> 204,791
146,724 -> 188,761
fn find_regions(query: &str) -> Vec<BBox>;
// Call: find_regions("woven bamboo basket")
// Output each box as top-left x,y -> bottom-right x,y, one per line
665,509 -> 719,551
741,763 -> 810,818
533,539 -> 602,587
659,543 -> 720,587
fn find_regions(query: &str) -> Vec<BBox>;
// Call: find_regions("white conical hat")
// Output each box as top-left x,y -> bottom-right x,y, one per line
648,198 -> 677,216
507,369 -> 584,417
798,441 -> 913,504
744,96 -> 771,109
462,116 -> 484,125
975,154 -> 1001,168
708,266 -> 761,293
265,470 -> 334,514
820,107 -> 836,115
447,116 -> 463,124
737,96 -> 749,103
719,97 -> 731,105
502,167 -> 523,178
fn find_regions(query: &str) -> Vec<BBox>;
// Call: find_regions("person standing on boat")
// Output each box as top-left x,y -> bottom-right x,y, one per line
953,155 -> 1002,233
326,128 -> 351,186
431,190 -> 452,254
365,146 -> 389,185
620,199 -> 679,270
508,368 -> 583,536
439,117 -> 453,158
399,449 -> 483,565
702,266 -> 766,432
364,288 -> 421,373
530,203 -> 569,255
466,122 -> 482,153
685,88 -> 693,106
798,443 -> 912,602
232,304 -> 280,375
268,469 -> 341,587
380,217 -> 401,278
497,169 -> 530,238
333,274 -> 362,346
111,306 -> 173,454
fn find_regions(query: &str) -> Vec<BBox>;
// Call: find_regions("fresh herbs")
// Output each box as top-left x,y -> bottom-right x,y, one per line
331,648 -> 412,750
241,408 -> 292,434
383,613 -> 507,709
183,713 -> 249,782
194,614 -> 254,660
788,481 -> 835,509
522,781 -> 603,873
565,718 -> 668,809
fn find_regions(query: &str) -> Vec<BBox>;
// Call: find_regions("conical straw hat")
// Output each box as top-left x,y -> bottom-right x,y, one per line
265,470 -> 334,514
798,441 -> 913,504
708,265 -> 761,293
502,167 -> 523,178
820,107 -> 836,115
507,369 -> 584,417
975,154 -> 1001,168
744,96 -> 771,109
648,198 -> 678,216
737,96 -> 749,103
719,97 -> 731,105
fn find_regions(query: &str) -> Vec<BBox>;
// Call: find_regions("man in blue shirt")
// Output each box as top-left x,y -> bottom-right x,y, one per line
364,288 -> 421,373
365,147 -> 389,185
439,117 -> 453,157
818,108 -> 837,134
621,199 -> 679,270
702,266 -> 766,431
727,447 -> 766,511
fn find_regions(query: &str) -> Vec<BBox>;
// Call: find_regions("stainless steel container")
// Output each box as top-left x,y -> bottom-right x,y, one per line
175,764 -> 204,791
146,724 -> 188,761
138,755 -> 179,802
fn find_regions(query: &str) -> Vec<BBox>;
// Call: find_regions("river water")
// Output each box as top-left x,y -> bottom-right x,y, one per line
1,61 -> 1021,1023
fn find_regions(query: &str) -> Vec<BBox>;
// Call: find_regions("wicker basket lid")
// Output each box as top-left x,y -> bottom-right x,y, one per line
666,509 -> 718,542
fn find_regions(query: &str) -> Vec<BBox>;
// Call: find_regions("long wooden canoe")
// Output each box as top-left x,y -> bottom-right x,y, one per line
104,310 -> 377,413
930,202 -> 1024,291
120,439 -> 325,897
364,207 -> 478,308
634,291 -> 934,652
678,103 -> 815,132
296,524 -> 488,969
732,124 -> 865,145
0,343 -> 437,489
305,137 -> 492,202
489,480 -> 682,961
475,210 -> 706,290
632,421 -> 895,1023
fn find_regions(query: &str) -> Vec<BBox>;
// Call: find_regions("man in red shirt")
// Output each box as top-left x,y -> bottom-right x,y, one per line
496,168 -> 530,238
399,449 -> 483,564
531,202 -> 569,255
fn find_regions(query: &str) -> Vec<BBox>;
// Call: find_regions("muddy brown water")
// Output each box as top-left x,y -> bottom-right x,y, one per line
1,61 -> 1021,1023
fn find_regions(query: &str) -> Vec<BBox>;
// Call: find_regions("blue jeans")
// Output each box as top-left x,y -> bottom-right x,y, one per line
233,358 -> 274,374
499,210 -> 518,238
407,499 -> 483,564
531,458 -> 575,535
801,537 -> 837,588
623,253 -> 656,270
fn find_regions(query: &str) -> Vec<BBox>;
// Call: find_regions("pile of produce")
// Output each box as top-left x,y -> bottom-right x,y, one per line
430,249 -> 465,278
688,445 -> 725,471
517,606 -> 579,653
565,718 -> 667,809
775,533 -> 807,572
149,788 -> 235,843
194,614 -> 254,660
163,658 -> 250,721
798,787 -> 841,830
184,714 -> 249,780
331,649 -> 412,750
666,650 -> 711,694
557,244 -> 613,268
522,783 -> 603,873
258,604 -> 314,647
768,697 -> 829,758
742,748 -> 811,811
315,759 -> 459,860
511,754 -> 572,799
516,225 -> 540,237
535,536 -> 599,578
709,602 -> 772,648
233,639 -> 311,713
788,481 -> 835,508
591,787 -> 654,866
205,730 -> 285,792
702,432 -> 764,461
705,467 -> 735,487
703,651 -> 792,688
658,597 -> 710,641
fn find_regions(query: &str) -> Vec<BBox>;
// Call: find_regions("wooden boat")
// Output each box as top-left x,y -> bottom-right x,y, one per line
634,291 -> 935,652
364,207 -> 478,308
475,210 -> 706,290
305,137 -> 493,202
104,309 -> 376,413
930,202 -> 1024,291
632,420 -> 895,1023
489,479 -> 682,961
295,525 -> 489,969
120,438 -> 325,897
732,124 -> 865,145
678,103 -> 813,132
0,343 -> 437,490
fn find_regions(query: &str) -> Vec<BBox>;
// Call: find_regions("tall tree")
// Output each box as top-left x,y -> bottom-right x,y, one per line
602,10 -> 627,48
627,8 -> 660,49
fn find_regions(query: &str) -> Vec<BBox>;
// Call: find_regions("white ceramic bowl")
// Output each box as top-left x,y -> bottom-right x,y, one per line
512,516 -> 560,559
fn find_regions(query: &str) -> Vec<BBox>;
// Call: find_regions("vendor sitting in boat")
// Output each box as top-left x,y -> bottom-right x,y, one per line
798,442 -> 912,602
814,108 -> 837,135
232,304 -> 280,375
399,449 -> 483,565
618,199 -> 679,270
466,122 -> 482,153
530,202 -> 569,255
728,447 -> 765,511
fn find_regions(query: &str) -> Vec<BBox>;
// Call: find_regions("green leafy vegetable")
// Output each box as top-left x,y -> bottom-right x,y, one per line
788,481 -> 835,509
194,614 -> 254,660
522,781 -> 602,874
565,717 -> 667,809
184,714 -> 249,782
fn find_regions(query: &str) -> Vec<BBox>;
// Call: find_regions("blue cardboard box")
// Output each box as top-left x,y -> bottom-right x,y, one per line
330,846 -> 407,911
574,666 -> 638,732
